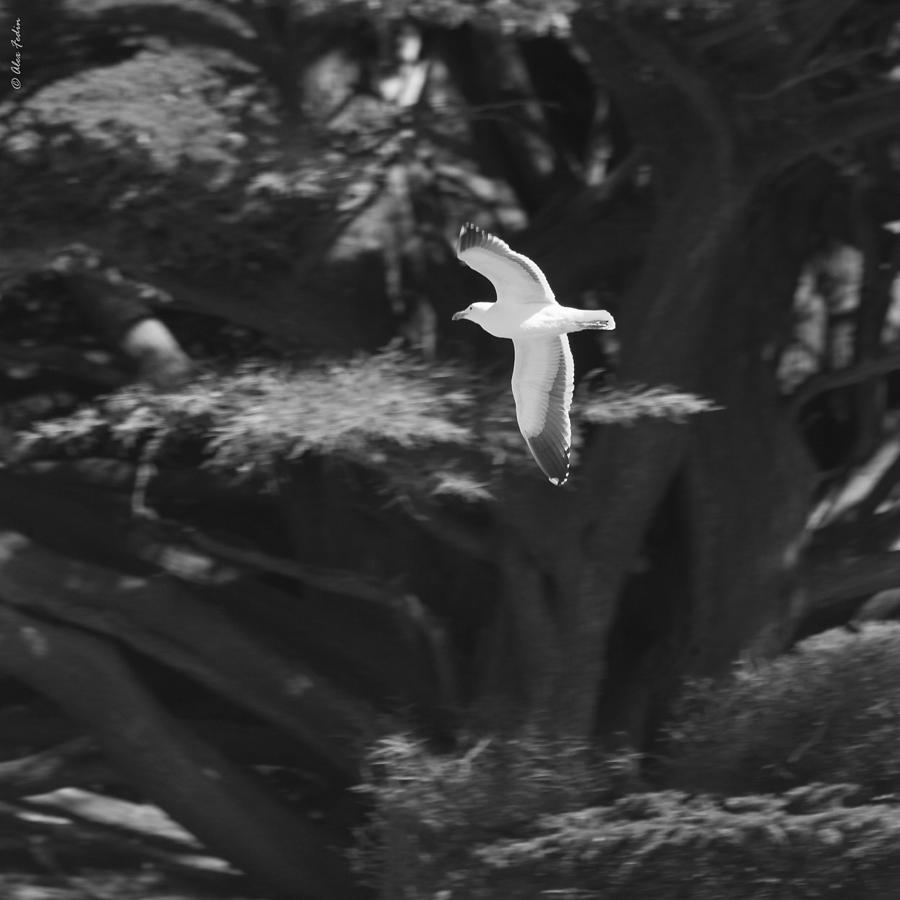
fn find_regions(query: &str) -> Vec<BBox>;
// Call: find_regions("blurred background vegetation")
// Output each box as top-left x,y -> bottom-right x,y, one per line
1,0 -> 900,898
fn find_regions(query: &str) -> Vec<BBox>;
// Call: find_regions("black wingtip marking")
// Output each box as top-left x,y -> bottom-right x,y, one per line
458,222 -> 488,255
526,434 -> 571,486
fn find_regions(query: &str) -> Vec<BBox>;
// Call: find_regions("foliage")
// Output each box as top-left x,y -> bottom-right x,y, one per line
461,790 -> 900,900
356,628 -> 900,897
8,346 -> 716,496
13,349 -> 474,481
353,731 -> 641,896
580,383 -> 721,425
343,0 -> 577,33
355,730 -> 900,899
0,45 -> 328,285
664,624 -> 900,796
280,0 -> 740,32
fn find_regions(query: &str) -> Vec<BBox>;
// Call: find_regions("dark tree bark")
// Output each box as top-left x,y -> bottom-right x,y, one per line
0,605 -> 363,900
0,528 -> 377,776
469,11 -> 896,742
437,27 -> 560,213
0,737 -> 101,800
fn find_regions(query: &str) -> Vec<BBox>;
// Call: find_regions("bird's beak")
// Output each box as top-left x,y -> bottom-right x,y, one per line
451,311 -> 466,321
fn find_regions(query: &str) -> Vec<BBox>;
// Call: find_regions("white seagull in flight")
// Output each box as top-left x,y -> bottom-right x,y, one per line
452,223 -> 615,486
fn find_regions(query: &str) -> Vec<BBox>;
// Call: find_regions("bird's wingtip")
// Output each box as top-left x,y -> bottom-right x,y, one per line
525,433 -> 571,486
457,221 -> 483,255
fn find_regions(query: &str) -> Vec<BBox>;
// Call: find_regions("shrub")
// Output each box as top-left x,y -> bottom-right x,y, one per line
579,383 -> 720,425
13,350 -> 474,479
353,732 -> 640,898
12,348 -> 718,499
466,790 -> 900,900
355,732 -> 900,899
664,623 -> 900,795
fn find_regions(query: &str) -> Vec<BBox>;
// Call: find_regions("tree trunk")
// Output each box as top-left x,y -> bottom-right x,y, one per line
474,18 -> 832,744
550,163 -> 753,736
470,163 -> 750,739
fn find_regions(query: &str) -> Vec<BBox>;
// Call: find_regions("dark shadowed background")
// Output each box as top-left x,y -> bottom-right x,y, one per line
1,1 -> 900,898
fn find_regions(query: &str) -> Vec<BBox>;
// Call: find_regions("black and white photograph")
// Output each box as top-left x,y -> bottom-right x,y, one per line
1,1 -> 900,898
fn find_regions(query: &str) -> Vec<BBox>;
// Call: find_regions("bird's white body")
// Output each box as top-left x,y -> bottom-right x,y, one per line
464,302 -> 611,340
452,223 -> 615,485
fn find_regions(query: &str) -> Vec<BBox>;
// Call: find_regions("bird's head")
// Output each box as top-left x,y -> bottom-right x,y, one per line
451,301 -> 492,323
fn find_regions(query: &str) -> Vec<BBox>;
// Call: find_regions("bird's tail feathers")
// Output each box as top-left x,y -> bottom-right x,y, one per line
570,309 -> 616,331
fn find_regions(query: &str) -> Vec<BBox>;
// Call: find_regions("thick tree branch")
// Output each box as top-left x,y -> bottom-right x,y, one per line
395,494 -> 492,561
785,0 -> 858,72
17,459 -> 261,503
437,29 -> 557,212
573,12 -> 738,191
0,530 -> 377,777
571,14 -> 668,162
0,342 -> 124,388
766,86 -> 900,174
177,519 -> 461,708
789,349 -> 900,415
80,4 -> 274,85
848,203 -> 900,459
524,192 -> 650,299
0,738 -> 101,800
185,523 -> 414,607
739,48 -> 883,102
863,505 -> 900,548
0,606 -> 358,900
0,471 -> 442,712
851,183 -> 900,362
6,794 -> 247,885
807,433 -> 900,530
806,550 -> 900,606
614,19 -> 734,177
0,706 -> 326,770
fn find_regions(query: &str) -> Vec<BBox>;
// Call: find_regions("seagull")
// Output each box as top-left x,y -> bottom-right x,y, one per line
452,223 -> 615,486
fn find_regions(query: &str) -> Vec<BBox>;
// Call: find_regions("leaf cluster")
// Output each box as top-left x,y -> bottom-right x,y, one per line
468,789 -> 900,899
0,39 -> 400,291
13,349 -> 476,484
353,731 -> 640,895
355,726 -> 900,899
9,344 -> 721,502
665,623 -> 900,796
354,627 -> 900,897
580,383 -> 721,425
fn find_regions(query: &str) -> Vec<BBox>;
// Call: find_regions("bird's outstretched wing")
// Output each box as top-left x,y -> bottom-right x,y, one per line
511,335 -> 573,485
457,223 -> 557,307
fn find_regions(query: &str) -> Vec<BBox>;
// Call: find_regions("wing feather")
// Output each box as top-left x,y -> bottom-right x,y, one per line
457,223 -> 556,308
511,335 -> 574,485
